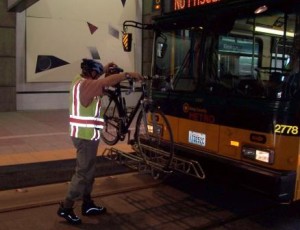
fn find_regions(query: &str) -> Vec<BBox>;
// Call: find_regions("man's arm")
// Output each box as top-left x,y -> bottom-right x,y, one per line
80,72 -> 141,107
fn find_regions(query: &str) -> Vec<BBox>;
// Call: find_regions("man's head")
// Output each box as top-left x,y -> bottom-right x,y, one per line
81,59 -> 104,79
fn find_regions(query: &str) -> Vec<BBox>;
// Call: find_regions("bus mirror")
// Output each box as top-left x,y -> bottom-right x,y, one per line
122,32 -> 132,52
156,42 -> 167,58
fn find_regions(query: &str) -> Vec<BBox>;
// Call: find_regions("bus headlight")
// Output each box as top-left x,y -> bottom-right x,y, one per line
242,146 -> 274,164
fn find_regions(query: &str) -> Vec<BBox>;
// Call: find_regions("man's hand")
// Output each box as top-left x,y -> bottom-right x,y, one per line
103,62 -> 116,75
125,72 -> 143,81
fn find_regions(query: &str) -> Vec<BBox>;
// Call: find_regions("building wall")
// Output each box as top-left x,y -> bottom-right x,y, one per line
1,0 -> 146,111
0,0 -> 16,111
16,0 -> 142,110
16,12 -> 71,110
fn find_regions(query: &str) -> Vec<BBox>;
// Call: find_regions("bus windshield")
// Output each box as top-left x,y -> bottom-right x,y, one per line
154,10 -> 300,100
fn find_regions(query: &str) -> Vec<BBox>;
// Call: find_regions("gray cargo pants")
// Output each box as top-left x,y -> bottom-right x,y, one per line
65,137 -> 99,204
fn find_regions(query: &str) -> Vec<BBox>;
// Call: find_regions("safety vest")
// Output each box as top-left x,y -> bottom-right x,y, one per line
69,75 -> 104,141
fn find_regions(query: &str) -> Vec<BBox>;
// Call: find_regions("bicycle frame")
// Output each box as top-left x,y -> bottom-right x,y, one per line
102,76 -> 206,179
104,81 -> 147,140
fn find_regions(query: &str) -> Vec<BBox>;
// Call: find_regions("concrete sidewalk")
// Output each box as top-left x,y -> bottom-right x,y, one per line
0,172 -> 169,230
0,110 -> 73,165
0,109 -> 132,165
0,109 -> 135,190
0,172 -> 160,213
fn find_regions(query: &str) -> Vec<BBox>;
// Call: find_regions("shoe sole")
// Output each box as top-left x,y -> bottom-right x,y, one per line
57,212 -> 82,225
82,209 -> 107,216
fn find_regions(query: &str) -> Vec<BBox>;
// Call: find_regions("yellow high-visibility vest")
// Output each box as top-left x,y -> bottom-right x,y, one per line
69,75 -> 104,140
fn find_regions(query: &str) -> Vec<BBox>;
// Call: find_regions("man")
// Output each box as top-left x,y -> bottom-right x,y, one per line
57,59 -> 142,225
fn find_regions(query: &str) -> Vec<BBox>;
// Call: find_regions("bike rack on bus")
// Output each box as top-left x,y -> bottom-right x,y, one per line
101,146 -> 206,180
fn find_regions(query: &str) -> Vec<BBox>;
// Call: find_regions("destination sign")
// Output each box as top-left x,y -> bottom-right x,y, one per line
173,0 -> 222,11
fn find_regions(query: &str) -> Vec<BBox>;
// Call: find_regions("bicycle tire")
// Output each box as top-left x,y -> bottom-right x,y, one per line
100,92 -> 122,145
135,107 -> 174,170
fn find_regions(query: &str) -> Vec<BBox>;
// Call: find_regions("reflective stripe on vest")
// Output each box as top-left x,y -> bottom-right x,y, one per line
70,77 -> 103,140
70,115 -> 104,129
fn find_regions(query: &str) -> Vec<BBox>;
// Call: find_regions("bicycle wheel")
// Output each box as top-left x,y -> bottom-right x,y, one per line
100,92 -> 122,145
135,107 -> 174,170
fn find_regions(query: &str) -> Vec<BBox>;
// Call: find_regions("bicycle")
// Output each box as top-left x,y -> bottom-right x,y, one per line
100,70 -> 174,172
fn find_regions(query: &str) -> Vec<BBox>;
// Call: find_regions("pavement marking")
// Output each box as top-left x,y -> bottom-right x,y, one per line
0,132 -> 68,140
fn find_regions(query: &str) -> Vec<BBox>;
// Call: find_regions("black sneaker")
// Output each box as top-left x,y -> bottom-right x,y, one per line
82,200 -> 106,216
57,202 -> 82,225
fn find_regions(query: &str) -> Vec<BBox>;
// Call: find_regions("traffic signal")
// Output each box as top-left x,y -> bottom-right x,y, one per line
153,0 -> 161,11
122,32 -> 132,52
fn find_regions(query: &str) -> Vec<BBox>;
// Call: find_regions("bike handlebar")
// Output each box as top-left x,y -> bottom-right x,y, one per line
122,74 -> 165,95
109,66 -> 168,95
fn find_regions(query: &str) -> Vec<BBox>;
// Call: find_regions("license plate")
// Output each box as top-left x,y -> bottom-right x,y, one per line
188,131 -> 206,146
255,150 -> 270,163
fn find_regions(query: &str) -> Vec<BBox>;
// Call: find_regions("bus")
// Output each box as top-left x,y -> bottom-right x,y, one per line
124,0 -> 300,203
